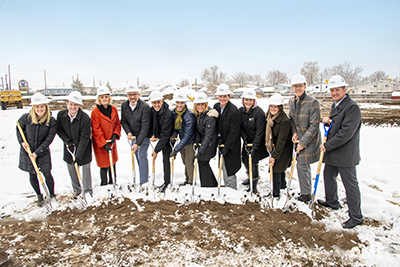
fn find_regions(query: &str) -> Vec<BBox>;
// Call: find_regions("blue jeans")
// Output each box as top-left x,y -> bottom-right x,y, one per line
134,137 -> 150,184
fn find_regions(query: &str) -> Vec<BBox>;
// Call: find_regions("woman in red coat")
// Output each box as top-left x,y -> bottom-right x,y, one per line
91,85 -> 121,186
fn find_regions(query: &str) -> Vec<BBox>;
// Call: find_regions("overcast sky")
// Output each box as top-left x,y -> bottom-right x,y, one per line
1,0 -> 399,89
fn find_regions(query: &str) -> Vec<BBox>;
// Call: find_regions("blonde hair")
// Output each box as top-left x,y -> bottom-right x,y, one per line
29,104 -> 51,124
95,94 -> 112,105
193,102 -> 209,116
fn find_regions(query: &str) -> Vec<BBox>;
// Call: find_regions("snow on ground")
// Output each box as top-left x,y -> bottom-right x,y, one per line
1,99 -> 400,266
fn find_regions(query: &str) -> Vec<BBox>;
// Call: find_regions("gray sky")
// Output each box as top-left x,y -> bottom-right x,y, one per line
1,0 -> 399,89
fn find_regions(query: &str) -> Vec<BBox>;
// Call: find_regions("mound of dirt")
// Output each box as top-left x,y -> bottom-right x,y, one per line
0,198 -> 363,266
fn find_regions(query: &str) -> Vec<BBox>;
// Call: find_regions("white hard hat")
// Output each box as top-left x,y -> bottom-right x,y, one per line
125,84 -> 140,94
328,75 -> 349,89
269,93 -> 284,106
215,83 -> 232,95
173,91 -> 187,102
68,91 -> 83,105
194,93 -> 208,104
291,74 -> 307,86
30,93 -> 49,105
96,85 -> 111,97
149,90 -> 163,102
241,88 -> 257,99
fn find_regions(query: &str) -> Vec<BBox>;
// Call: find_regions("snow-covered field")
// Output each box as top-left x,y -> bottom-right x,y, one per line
1,98 -> 400,266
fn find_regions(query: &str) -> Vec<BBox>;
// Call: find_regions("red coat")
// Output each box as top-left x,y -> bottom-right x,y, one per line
91,105 -> 121,168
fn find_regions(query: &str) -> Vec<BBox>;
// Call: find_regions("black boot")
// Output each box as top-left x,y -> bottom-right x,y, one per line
37,194 -> 44,207
158,182 -> 170,193
242,178 -> 250,186
246,177 -> 259,193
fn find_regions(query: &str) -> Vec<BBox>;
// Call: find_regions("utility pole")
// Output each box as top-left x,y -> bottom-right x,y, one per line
44,69 -> 48,89
5,74 -> 8,90
1,77 -> 4,91
8,65 -> 11,90
137,77 -> 139,87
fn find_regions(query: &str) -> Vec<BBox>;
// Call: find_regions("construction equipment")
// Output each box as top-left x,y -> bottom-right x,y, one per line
1,90 -> 23,110
309,122 -> 333,216
16,121 -> 54,212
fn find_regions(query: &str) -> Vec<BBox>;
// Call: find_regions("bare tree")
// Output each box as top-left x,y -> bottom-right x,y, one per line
106,81 -> 112,91
248,74 -> 265,86
178,79 -> 189,88
231,72 -> 248,87
324,61 -> 363,87
368,71 -> 389,83
266,70 -> 289,86
300,61 -> 320,85
200,65 -> 226,92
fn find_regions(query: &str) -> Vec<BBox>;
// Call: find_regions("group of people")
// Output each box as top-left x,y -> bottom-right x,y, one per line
16,74 -> 363,229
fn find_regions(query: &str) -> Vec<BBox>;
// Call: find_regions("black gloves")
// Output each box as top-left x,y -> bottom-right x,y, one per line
170,134 -> 178,146
104,144 -> 112,153
110,134 -> 118,145
221,147 -> 229,156
67,141 -> 75,151
170,150 -> 177,159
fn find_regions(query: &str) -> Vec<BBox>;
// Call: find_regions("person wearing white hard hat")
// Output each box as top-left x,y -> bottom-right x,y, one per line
16,93 -> 57,206
318,75 -> 363,229
149,91 -> 174,192
91,85 -> 121,186
171,91 -> 196,188
289,74 -> 321,203
193,93 -> 218,187
265,93 -> 293,197
213,83 -> 241,190
121,85 -> 151,185
56,91 -> 93,199
239,89 -> 268,193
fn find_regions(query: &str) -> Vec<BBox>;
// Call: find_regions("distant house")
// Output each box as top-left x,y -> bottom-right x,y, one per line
274,84 -> 292,94
350,80 -> 397,94
43,88 -> 77,96
232,86 -> 263,98
306,82 -> 329,94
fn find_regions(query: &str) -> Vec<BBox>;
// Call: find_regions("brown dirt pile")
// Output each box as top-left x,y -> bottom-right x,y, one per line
0,198 -> 361,266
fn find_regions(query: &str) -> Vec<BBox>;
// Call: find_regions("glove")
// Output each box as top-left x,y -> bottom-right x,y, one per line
170,134 -> 178,146
67,141 -> 75,151
110,134 -> 118,145
170,150 -> 177,159
217,137 -> 223,146
221,147 -> 229,156
104,144 -> 112,153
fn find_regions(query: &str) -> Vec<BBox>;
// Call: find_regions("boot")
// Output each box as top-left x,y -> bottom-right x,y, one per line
158,182 -> 170,193
242,178 -> 250,186
246,177 -> 259,194
37,194 -> 44,207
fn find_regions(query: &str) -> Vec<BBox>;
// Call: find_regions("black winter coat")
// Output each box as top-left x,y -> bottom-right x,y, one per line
121,98 -> 152,145
323,95 -> 361,167
17,113 -> 57,173
150,102 -> 174,153
195,108 -> 217,161
56,108 -> 92,165
172,106 -> 196,152
214,101 -> 241,176
239,106 -> 269,162
269,111 -> 293,173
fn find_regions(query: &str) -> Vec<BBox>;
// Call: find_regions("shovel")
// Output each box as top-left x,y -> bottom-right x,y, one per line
244,143 -> 257,202
106,140 -> 119,198
309,122 -> 333,216
66,146 -> 93,207
128,136 -> 140,193
216,144 -> 224,199
16,121 -> 54,212
282,142 -> 299,212
169,136 -> 179,193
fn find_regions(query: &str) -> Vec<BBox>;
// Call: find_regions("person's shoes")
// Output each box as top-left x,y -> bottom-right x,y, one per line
342,218 -> 363,229
242,178 -> 250,186
71,193 -> 81,200
179,181 -> 191,186
296,194 -> 311,203
37,194 -> 44,207
158,183 -> 170,193
317,199 -> 340,210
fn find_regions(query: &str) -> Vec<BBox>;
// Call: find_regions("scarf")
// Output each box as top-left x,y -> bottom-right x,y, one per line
174,105 -> 187,130
97,104 -> 112,119
265,112 -> 279,153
